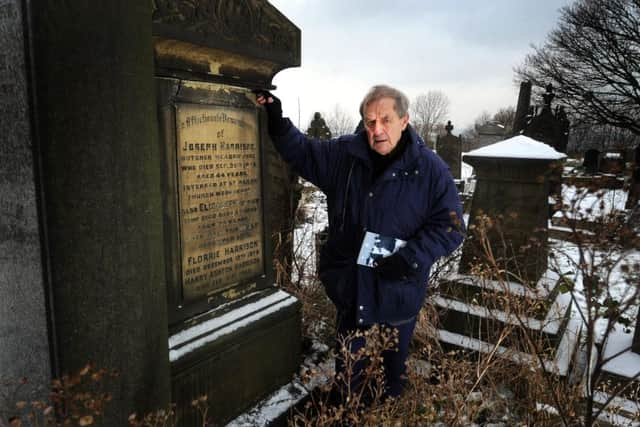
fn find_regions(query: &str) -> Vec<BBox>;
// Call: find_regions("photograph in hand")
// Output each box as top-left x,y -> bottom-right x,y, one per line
357,231 -> 406,268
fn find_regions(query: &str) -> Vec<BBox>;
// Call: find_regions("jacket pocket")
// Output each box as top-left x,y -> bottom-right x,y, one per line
376,276 -> 426,321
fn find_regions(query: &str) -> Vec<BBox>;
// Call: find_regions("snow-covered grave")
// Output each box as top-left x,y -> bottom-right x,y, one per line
439,136 -> 577,381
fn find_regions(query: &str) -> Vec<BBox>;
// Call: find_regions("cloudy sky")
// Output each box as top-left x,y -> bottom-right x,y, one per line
268,0 -> 573,132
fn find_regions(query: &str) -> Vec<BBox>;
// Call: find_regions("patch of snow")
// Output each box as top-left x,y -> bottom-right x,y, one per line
226,347 -> 334,427
555,185 -> 628,221
464,135 -> 566,160
461,161 -> 473,180
601,327 -> 640,379
593,391 -> 640,426
169,290 -> 297,361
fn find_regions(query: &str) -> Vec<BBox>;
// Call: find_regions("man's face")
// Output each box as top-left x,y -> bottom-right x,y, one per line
364,97 -> 409,156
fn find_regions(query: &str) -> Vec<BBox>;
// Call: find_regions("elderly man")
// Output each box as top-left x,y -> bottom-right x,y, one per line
256,85 -> 464,399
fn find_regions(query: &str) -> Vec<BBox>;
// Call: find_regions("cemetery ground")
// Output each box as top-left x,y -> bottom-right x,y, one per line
232,159 -> 640,426
1,160 -> 638,426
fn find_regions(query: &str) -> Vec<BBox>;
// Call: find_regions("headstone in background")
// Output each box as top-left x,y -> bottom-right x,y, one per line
1,1 -> 171,423
584,149 -> 600,175
459,135 -> 566,285
436,121 -> 462,179
474,122 -> 507,150
512,81 -> 532,136
599,150 -> 626,175
435,136 -> 579,379
307,112 -> 332,139
153,1 -> 303,423
522,84 -> 570,154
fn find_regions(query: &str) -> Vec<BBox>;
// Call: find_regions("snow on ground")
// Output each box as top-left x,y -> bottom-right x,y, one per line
291,179 -> 328,285
555,184 -> 628,221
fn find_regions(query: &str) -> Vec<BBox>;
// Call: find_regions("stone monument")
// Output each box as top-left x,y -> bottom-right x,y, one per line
475,122 -> 507,149
435,136 -> 579,378
307,112 -> 332,139
583,148 -> 600,175
153,1 -> 302,424
1,1 -> 170,423
436,121 -> 462,179
512,81 -> 532,136
459,135 -> 566,283
1,1 -> 302,425
519,83 -> 571,154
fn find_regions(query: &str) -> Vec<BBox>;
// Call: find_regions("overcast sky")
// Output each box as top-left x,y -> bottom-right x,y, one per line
268,0 -> 573,132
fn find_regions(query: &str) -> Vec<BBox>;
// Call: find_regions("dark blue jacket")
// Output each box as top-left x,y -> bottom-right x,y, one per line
271,120 -> 464,325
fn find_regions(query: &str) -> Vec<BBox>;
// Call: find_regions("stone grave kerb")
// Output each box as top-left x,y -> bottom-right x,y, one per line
460,135 -> 566,285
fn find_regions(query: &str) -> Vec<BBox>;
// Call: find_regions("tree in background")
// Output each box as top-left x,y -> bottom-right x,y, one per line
515,0 -> 640,135
492,106 -> 516,134
411,91 -> 450,144
324,104 -> 357,137
461,108 -> 515,142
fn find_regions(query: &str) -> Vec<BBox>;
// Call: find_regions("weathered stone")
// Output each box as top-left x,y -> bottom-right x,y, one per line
1,1 -> 172,424
153,1 -> 303,423
460,136 -> 565,285
522,84 -> 570,154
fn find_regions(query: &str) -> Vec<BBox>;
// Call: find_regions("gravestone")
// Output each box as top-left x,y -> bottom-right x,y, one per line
460,135 -> 566,284
1,1 -> 302,425
436,121 -> 462,179
435,135 -> 579,377
600,150 -> 625,175
512,81 -> 532,136
584,149 -> 600,175
307,112 -> 332,139
153,1 -> 302,424
1,1 -> 170,423
475,122 -> 507,149
522,84 -> 570,154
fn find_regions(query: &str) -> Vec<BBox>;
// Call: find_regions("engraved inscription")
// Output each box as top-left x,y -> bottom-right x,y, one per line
176,103 -> 264,300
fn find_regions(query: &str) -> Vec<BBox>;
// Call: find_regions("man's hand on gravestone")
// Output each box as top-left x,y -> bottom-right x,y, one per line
373,252 -> 410,281
253,90 -> 287,135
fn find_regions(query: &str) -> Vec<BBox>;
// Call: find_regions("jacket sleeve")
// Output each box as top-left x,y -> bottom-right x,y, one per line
268,118 -> 342,193
399,160 -> 465,275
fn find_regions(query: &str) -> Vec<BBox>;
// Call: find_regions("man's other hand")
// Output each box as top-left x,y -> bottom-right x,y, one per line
373,253 -> 410,281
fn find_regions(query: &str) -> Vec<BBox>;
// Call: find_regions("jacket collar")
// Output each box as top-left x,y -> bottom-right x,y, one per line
345,124 -> 425,171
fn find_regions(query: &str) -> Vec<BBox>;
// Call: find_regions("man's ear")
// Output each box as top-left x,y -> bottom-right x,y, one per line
401,114 -> 409,131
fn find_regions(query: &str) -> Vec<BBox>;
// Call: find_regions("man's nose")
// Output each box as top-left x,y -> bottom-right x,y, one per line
373,122 -> 384,134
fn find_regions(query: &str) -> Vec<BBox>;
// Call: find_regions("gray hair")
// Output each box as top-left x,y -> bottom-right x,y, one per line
359,85 -> 410,119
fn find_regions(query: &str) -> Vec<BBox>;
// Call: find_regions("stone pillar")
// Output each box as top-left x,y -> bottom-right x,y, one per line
512,81 -> 532,136
436,121 -> 462,179
0,0 -> 52,408
1,1 -> 171,423
460,135 -> 566,284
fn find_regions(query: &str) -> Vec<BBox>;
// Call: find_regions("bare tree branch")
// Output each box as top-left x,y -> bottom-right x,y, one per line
515,0 -> 640,135
410,91 -> 450,143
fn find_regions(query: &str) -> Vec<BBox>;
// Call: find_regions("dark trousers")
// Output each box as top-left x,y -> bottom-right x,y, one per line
335,312 -> 417,399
